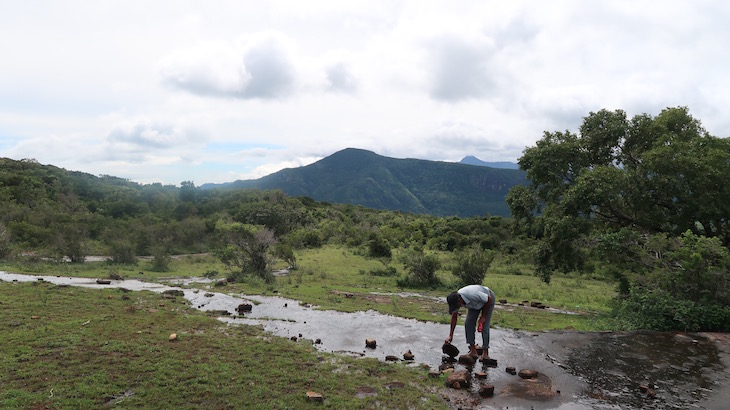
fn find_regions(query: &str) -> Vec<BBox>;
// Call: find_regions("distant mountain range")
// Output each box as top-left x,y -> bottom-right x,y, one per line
202,148 -> 525,217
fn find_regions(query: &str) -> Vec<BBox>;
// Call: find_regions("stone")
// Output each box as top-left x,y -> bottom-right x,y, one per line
314,338 -> 322,344
530,301 -> 542,308
385,355 -> 399,362
506,366 -> 517,375
306,391 -> 324,402
446,371 -> 471,389
518,369 -> 539,379
474,371 -> 487,379
499,299 -> 508,304
290,336 -> 298,342
236,303 -> 253,314
438,362 -> 454,372
481,357 -> 498,367
458,354 -> 476,366
96,279 -> 111,285
365,338 -> 377,348
162,289 -> 185,297
169,333 -> 177,341
403,350 -> 415,361
442,343 -> 459,358
479,385 -> 495,397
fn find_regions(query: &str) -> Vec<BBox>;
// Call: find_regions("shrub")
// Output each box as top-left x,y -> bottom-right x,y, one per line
451,245 -> 495,286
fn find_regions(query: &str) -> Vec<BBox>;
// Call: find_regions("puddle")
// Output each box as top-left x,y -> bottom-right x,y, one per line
2,271 -> 728,409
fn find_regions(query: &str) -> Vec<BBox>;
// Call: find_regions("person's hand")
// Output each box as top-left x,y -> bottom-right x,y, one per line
444,336 -> 453,345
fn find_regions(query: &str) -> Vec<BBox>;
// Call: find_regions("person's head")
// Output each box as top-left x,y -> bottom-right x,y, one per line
447,291 -> 462,314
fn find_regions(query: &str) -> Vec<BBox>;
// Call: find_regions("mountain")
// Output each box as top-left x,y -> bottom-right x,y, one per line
202,148 -> 526,217
459,155 -> 519,170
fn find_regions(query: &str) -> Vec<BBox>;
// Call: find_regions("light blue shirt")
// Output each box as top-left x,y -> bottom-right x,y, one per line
458,285 -> 492,310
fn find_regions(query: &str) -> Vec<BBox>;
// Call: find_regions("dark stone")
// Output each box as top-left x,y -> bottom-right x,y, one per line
403,350 -> 414,360
439,362 -> 454,371
365,338 -> 377,348
236,303 -> 253,314
506,366 -> 517,375
163,289 -> 185,297
458,355 -> 477,366
474,371 -> 487,379
481,357 -> 498,367
96,279 -> 111,285
442,343 -> 459,358
385,355 -> 399,362
291,336 -> 298,341
479,385 -> 495,397
499,299 -> 508,304
518,369 -> 539,379
530,301 -> 542,308
314,338 -> 322,344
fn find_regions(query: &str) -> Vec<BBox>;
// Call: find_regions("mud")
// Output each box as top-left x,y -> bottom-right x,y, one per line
2,271 -> 729,409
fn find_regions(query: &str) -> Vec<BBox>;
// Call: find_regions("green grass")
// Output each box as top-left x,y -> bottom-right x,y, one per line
1,245 -> 623,332
0,281 -> 446,409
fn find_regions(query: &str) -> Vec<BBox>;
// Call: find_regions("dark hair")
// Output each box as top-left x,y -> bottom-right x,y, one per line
447,291 -> 460,313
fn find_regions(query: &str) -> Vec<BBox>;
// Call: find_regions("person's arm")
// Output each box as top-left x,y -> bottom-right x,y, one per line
445,311 -> 458,344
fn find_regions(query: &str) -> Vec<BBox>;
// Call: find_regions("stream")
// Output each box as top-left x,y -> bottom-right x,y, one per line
2,271 -> 729,409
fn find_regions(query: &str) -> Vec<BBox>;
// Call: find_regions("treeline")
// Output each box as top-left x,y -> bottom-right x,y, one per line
0,157 -> 514,274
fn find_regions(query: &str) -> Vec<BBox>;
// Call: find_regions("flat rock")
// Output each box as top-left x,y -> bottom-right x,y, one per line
481,357 -> 498,367
385,355 -> 399,362
518,369 -> 539,379
446,371 -> 471,389
365,338 -> 377,348
403,350 -> 414,361
306,391 -> 324,402
474,371 -> 487,379
479,384 -> 495,397
506,366 -> 517,375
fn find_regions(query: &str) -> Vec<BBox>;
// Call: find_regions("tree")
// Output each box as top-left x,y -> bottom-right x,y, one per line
398,249 -> 442,287
215,222 -> 276,283
510,106 -> 730,330
512,107 -> 730,281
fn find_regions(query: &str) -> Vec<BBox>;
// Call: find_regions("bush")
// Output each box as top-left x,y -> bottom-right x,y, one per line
369,266 -> 397,277
367,234 -> 392,258
108,240 -> 137,265
451,245 -> 495,286
398,250 -> 441,288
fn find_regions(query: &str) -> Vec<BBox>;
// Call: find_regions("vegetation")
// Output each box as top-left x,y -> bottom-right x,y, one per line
508,106 -> 730,331
0,280 -> 445,409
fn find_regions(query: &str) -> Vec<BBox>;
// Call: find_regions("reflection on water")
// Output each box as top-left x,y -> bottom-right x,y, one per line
1,271 -> 728,409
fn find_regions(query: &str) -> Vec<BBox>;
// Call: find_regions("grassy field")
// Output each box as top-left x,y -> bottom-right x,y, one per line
0,280 -> 446,409
0,246 -> 624,408
1,246 -> 621,332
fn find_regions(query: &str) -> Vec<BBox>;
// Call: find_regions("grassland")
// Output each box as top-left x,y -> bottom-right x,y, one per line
0,246 -> 623,408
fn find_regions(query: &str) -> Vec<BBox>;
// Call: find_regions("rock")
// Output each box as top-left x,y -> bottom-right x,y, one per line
204,293 -> 214,297
163,289 -> 185,297
365,338 -> 377,348
506,366 -> 517,375
306,391 -> 324,402
403,350 -> 414,361
442,343 -> 459,358
530,301 -> 542,308
446,371 -> 471,389
646,388 -> 656,399
169,333 -> 177,341
290,336 -> 298,342
639,384 -> 648,393
344,293 -> 354,298
474,371 -> 487,379
438,362 -> 454,372
499,299 -> 508,304
31,315 -> 40,320
214,278 -> 228,287
314,338 -> 322,344
481,357 -> 498,367
518,369 -> 539,379
479,385 -> 495,397
385,355 -> 399,362
236,303 -> 253,314
458,354 -> 476,366
96,279 -> 111,285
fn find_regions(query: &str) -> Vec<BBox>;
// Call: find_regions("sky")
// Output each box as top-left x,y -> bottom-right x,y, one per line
1,1 -> 729,186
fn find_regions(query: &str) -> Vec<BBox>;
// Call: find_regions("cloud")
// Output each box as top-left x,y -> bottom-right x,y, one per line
104,120 -> 206,163
324,62 -> 359,93
426,34 -> 501,102
159,32 -> 296,99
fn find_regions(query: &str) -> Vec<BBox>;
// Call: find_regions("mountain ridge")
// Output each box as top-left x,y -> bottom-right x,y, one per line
202,148 -> 526,217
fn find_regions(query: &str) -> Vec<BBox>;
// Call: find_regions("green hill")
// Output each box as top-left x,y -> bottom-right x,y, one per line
203,148 -> 526,217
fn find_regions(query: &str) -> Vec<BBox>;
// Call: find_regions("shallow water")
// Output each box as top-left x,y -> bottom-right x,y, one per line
2,271 -> 728,409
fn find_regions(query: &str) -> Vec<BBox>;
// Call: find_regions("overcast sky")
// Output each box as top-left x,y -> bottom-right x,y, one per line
1,1 -> 729,185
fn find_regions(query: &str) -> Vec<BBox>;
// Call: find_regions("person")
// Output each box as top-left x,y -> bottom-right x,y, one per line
444,284 -> 495,361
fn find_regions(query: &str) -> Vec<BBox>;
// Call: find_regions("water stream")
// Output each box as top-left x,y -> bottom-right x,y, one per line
2,271 -> 728,409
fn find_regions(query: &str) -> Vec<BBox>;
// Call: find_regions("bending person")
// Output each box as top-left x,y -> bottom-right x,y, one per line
445,284 -> 495,361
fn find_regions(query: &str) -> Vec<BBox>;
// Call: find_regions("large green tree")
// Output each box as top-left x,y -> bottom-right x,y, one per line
508,107 -> 730,330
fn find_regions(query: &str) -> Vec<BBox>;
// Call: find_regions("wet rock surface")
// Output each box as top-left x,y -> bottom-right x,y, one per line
3,271 -> 730,410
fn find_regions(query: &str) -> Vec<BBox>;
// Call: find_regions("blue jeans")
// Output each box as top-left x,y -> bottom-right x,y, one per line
464,288 -> 495,348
